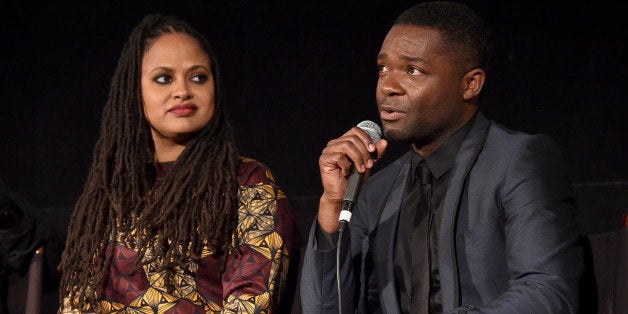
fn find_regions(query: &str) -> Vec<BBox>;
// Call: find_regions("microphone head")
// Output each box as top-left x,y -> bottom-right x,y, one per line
357,120 -> 382,142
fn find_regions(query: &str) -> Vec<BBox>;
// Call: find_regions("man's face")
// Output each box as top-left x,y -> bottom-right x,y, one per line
376,24 -> 476,153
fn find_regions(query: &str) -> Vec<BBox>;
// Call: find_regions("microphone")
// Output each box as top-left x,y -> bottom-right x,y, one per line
338,120 -> 382,229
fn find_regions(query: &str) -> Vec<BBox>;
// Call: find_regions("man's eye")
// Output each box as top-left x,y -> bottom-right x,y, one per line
378,65 -> 388,74
408,67 -> 421,75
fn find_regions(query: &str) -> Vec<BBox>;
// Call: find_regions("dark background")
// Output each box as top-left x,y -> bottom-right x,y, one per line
1,1 -> 626,243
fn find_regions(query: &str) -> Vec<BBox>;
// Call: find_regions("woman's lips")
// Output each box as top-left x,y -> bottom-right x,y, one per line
169,104 -> 197,117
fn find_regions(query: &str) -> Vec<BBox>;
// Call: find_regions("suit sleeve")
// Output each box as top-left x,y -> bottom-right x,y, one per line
300,199 -> 373,314
479,135 -> 582,313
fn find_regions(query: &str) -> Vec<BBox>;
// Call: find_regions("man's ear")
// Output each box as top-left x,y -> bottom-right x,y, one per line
462,68 -> 485,101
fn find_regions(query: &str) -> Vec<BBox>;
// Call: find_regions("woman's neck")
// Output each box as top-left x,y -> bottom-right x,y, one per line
152,137 -> 186,163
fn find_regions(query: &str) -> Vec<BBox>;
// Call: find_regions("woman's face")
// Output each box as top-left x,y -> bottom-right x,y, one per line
141,32 -> 215,151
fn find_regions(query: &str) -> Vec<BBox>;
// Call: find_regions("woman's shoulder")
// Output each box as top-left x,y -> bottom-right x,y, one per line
236,156 -> 277,187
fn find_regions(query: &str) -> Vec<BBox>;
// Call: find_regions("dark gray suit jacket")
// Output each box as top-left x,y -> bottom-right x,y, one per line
300,113 -> 583,313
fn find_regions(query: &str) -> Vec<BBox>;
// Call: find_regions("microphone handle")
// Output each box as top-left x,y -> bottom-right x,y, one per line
342,166 -> 363,203
339,166 -> 364,230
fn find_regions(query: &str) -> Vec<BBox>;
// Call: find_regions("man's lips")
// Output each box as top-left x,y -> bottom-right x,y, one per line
169,104 -> 197,117
379,107 -> 404,121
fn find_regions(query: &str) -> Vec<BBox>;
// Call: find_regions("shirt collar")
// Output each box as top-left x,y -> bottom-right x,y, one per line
410,113 -> 477,181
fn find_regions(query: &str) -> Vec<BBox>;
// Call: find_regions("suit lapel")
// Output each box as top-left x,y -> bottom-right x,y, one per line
372,154 -> 412,313
437,113 -> 490,311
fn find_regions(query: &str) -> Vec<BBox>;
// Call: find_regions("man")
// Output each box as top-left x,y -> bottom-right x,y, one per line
300,1 -> 582,313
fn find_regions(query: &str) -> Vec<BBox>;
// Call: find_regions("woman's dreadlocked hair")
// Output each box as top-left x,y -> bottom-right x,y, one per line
59,14 -> 240,309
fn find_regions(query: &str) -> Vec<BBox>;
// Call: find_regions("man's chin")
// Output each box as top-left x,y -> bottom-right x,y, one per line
383,128 -> 408,143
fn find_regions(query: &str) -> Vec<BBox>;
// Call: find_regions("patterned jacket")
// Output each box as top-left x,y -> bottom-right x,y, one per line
61,157 -> 295,313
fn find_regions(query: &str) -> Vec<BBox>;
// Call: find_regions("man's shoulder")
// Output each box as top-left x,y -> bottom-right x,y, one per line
485,120 -> 558,150
478,120 -> 564,171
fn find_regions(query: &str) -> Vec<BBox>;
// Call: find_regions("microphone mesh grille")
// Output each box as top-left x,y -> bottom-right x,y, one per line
357,120 -> 382,142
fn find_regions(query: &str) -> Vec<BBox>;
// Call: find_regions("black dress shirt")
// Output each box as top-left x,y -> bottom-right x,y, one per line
395,117 -> 475,313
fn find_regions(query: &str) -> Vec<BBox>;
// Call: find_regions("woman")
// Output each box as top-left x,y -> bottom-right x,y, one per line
59,14 -> 294,313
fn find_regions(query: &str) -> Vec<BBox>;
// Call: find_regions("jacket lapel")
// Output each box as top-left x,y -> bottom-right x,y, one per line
438,113 -> 490,311
372,154 -> 412,313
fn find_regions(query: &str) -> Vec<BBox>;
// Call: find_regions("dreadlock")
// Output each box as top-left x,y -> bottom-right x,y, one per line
58,14 -> 240,309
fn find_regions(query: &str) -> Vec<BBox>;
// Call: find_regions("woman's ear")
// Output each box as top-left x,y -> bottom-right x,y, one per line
462,68 -> 485,101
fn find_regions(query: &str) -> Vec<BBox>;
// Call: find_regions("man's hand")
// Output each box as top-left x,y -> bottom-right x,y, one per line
317,126 -> 387,233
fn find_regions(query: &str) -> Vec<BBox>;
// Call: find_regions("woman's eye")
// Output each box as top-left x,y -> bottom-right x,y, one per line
191,74 -> 208,83
154,75 -> 172,84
